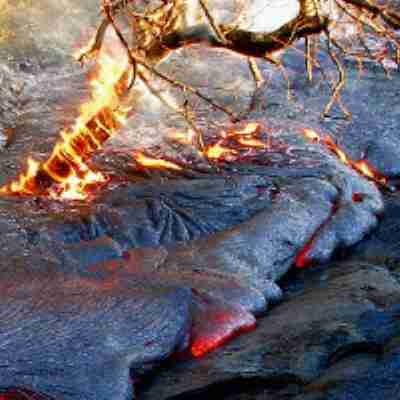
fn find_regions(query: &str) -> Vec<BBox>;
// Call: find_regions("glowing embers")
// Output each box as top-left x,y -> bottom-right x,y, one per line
189,290 -> 256,358
303,128 -> 388,186
1,53 -> 129,201
204,141 -> 239,161
204,122 -> 270,162
133,151 -> 183,171
190,311 -> 256,358
167,129 -> 196,146
133,122 -> 272,172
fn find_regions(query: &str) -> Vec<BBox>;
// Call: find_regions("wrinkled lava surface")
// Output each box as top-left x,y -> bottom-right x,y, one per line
1,2 -> 400,400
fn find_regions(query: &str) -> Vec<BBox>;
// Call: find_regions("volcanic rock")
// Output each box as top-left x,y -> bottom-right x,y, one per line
139,260 -> 400,400
348,193 -> 400,266
364,136 -> 400,178
0,1 -> 400,400
0,269 -> 191,400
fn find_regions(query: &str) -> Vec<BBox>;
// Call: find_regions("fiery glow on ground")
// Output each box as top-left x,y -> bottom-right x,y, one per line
205,141 -> 239,160
203,122 -> 269,160
1,52 -> 129,200
295,128 -> 388,269
133,151 -> 183,171
303,128 -> 387,186
167,129 -> 196,145
191,315 -> 256,358
134,122 -> 270,168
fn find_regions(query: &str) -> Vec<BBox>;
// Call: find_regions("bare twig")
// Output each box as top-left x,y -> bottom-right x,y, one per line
138,70 -> 205,149
198,0 -> 228,44
83,0 -> 400,126
248,57 -> 264,88
102,0 -> 137,89
323,29 -> 352,119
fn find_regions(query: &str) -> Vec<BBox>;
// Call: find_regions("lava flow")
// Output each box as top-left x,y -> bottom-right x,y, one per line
303,128 -> 388,186
133,151 -> 183,171
0,53 -> 130,201
205,122 -> 269,160
133,121 -> 270,170
295,128 -> 388,269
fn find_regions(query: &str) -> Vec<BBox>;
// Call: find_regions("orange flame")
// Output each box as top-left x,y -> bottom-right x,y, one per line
353,160 -> 387,185
302,129 -> 387,186
202,122 -> 267,161
303,128 -> 321,142
131,122 -> 269,173
235,136 -> 268,149
0,157 -> 40,196
230,122 -> 261,136
167,129 -> 196,145
133,151 -> 183,171
204,141 -> 239,160
1,52 -> 130,200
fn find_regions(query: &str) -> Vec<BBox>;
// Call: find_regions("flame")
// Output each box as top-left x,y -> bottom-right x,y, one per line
73,35 -> 98,62
203,123 -> 268,161
230,122 -> 261,136
354,160 -> 387,185
303,128 -> 320,142
131,122 -> 269,173
0,157 -> 40,196
133,151 -> 183,171
1,52 -> 130,200
235,136 -> 268,149
167,129 -> 196,145
302,129 -> 387,186
223,122 -> 267,149
204,141 -> 239,160
48,169 -> 107,201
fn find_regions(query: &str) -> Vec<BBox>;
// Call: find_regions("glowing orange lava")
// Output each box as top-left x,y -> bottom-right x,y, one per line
228,122 -> 261,136
1,53 -> 130,200
131,122 -> 269,174
167,129 -> 196,145
296,128 -> 388,269
133,151 -> 183,171
201,122 -> 269,161
302,128 -> 388,186
204,141 -> 239,160
235,136 -> 268,149
191,319 -> 256,358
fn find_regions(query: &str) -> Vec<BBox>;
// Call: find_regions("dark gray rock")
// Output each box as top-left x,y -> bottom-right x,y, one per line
0,269 -> 191,400
350,193 -> 400,266
365,136 -> 400,178
139,262 -> 400,400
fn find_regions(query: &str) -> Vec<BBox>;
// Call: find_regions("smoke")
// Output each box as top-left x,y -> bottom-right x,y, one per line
0,0 -> 100,63
241,0 -> 300,32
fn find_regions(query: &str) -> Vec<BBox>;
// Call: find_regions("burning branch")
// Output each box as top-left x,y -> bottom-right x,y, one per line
79,0 -> 400,120
1,53 -> 132,200
2,0 -> 400,200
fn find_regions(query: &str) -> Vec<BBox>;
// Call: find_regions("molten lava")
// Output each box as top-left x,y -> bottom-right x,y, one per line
134,122 -> 270,168
203,122 -> 269,160
191,315 -> 256,358
302,128 -> 387,186
296,128 -> 388,269
1,53 -> 130,200
1,56 -> 386,205
133,151 -> 183,171
204,141 -> 239,160
167,129 -> 196,145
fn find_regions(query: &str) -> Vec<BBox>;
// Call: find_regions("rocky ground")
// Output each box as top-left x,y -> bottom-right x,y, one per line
140,258 -> 400,400
1,2 -> 400,400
